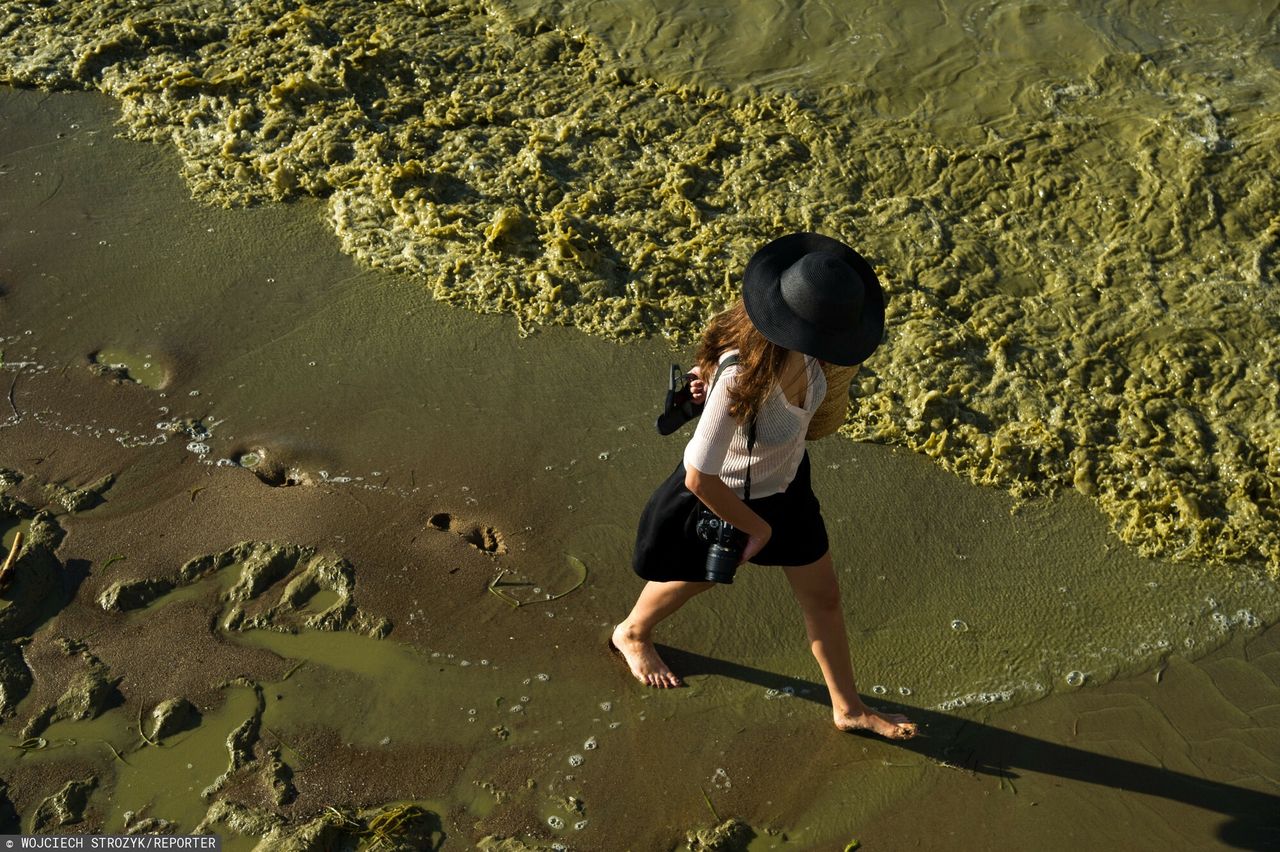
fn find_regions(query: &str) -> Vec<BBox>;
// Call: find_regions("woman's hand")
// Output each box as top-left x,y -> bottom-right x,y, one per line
740,526 -> 772,564
685,467 -> 770,564
687,366 -> 707,405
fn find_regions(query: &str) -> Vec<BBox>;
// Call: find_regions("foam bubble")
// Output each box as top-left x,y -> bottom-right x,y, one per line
1065,670 -> 1086,687
936,688 -> 1015,711
584,736 -> 597,750
568,754 -> 583,767
547,816 -> 564,829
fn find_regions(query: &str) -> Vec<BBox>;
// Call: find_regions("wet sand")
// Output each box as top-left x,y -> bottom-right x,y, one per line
1,87 -> 1278,850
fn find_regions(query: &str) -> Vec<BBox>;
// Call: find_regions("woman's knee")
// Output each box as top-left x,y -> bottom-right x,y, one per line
785,555 -> 842,611
795,582 -> 842,613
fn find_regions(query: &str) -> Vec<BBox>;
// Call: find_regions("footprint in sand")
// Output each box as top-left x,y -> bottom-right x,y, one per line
426,512 -> 506,555
88,348 -> 170,390
234,448 -> 315,488
97,540 -> 389,637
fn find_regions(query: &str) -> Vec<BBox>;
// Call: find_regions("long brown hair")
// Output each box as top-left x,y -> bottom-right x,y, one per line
694,299 -> 789,425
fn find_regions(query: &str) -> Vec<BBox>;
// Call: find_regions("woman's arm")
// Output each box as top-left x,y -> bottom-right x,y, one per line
684,466 -> 772,563
682,358 -> 770,562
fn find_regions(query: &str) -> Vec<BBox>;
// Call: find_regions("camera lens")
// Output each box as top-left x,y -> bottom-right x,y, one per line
704,545 -> 738,584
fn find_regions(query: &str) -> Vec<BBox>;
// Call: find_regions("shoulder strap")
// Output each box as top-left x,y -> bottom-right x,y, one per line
709,353 -> 739,393
708,353 -> 756,500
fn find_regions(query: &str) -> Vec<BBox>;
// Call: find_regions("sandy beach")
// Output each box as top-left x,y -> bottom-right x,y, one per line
1,84 -> 1277,850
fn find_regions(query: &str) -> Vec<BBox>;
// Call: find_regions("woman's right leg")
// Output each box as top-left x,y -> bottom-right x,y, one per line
784,552 -> 917,739
612,580 -> 713,688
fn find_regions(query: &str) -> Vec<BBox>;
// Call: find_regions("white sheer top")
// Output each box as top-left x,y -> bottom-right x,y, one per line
683,350 -> 826,498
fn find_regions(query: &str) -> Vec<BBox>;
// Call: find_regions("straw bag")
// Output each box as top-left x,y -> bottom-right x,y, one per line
806,363 -> 859,440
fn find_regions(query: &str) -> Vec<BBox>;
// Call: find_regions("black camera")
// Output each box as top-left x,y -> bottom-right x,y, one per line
655,364 -> 703,435
695,507 -> 746,584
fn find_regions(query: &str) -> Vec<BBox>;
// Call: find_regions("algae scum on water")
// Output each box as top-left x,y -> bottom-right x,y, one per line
1,0 -> 1278,571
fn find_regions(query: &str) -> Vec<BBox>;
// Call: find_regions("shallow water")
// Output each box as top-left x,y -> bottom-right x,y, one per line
1,0 -> 1277,573
501,0 -> 1279,129
11,686 -> 262,848
2,518 -> 32,552
3,81 -> 1279,848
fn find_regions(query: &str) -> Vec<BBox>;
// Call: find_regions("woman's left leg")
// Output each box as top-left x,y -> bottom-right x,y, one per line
784,552 -> 917,739
612,579 -> 714,688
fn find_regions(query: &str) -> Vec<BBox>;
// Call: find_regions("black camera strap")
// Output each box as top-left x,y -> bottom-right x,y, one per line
711,353 -> 757,502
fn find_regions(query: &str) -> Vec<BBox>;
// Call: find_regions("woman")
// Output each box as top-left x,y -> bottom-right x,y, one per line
611,232 -> 917,741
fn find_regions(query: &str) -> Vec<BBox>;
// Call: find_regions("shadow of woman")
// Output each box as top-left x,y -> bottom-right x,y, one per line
656,644 -> 1280,851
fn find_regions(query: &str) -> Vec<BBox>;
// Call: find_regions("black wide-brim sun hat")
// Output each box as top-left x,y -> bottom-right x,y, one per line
742,232 -> 886,366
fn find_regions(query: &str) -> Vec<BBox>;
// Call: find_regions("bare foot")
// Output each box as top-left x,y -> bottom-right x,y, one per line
834,707 -> 918,740
609,623 -> 683,688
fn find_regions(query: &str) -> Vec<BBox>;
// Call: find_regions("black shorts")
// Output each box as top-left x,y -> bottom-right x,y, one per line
632,451 -> 829,582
